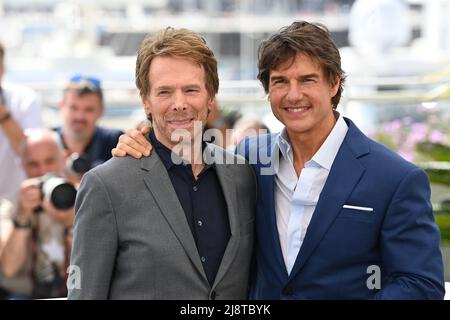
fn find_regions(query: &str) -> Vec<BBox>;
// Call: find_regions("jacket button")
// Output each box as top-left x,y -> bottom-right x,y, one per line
282,287 -> 294,296
211,291 -> 217,300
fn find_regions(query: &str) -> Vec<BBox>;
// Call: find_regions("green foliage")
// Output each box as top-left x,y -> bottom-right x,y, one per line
435,214 -> 450,243
417,142 -> 450,162
425,168 -> 450,187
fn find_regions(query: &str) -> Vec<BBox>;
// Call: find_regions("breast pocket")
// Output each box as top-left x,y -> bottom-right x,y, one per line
337,208 -> 375,224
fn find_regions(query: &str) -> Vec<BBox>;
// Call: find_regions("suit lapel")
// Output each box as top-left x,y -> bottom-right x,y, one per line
288,123 -> 368,279
141,153 -> 207,281
212,163 -> 240,288
260,139 -> 288,276
204,145 -> 241,289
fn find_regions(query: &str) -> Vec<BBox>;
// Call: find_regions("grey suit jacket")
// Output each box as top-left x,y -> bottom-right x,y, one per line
67,143 -> 256,300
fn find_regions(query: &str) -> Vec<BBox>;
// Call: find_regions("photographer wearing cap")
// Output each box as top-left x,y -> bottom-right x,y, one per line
54,75 -> 123,181
0,128 -> 76,299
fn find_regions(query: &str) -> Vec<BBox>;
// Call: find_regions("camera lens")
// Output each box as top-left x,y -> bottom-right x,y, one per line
40,175 -> 77,210
49,183 -> 77,209
67,153 -> 91,176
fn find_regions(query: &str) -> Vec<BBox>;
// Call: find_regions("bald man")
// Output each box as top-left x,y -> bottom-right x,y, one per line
0,128 -> 74,299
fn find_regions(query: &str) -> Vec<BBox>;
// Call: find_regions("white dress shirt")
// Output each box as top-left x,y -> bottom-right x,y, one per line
274,115 -> 348,274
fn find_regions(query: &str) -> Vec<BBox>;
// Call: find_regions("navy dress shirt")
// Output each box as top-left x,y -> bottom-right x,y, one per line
55,126 -> 123,168
149,131 -> 230,285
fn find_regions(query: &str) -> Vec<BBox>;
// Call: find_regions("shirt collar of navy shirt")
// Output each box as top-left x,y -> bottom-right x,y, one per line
147,130 -> 214,175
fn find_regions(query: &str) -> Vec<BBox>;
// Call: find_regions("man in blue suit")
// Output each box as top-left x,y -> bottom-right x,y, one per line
236,21 -> 444,300
112,21 -> 445,299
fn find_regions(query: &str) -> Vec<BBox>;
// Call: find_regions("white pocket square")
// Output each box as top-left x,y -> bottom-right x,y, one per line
342,205 -> 374,212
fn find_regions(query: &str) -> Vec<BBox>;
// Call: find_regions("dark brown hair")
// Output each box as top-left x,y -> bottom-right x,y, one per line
257,21 -> 346,109
135,27 -> 219,99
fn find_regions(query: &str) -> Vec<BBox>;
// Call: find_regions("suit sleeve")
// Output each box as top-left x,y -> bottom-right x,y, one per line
375,167 -> 445,300
67,171 -> 118,300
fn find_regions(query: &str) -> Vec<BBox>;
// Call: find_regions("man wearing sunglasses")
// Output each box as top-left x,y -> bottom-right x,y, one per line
54,75 -> 123,179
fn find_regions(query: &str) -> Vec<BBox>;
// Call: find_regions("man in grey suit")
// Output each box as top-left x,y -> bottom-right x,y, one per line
67,27 -> 256,300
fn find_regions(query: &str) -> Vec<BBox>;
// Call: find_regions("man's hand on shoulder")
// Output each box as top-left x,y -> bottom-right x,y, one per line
111,126 -> 153,159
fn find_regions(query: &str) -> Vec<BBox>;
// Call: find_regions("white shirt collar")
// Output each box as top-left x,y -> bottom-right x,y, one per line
277,129 -> 292,163
275,113 -> 348,171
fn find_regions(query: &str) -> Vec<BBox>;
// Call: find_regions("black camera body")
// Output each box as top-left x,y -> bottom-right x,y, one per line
37,173 -> 77,210
66,152 -> 92,177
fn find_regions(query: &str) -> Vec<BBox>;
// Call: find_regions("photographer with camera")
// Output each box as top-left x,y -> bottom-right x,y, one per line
54,75 -> 123,183
0,128 -> 75,299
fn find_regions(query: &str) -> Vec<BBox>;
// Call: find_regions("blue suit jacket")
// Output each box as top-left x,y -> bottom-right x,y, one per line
237,117 -> 444,299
